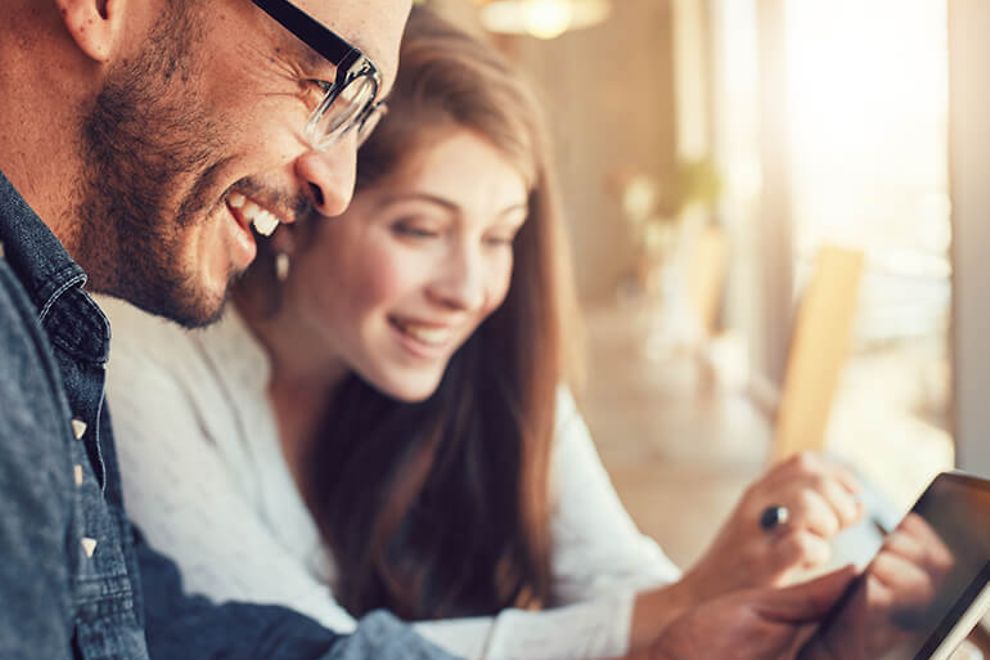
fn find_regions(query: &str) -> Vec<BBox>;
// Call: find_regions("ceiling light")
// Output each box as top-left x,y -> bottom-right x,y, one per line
479,0 -> 612,40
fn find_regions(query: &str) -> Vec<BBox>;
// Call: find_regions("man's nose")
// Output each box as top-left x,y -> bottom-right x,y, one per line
293,136 -> 358,217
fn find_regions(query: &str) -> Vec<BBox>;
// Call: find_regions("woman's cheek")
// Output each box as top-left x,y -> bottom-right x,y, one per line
486,257 -> 515,312
360,240 -> 425,304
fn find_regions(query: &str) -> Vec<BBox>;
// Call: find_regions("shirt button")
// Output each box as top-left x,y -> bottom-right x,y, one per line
80,537 -> 97,558
73,464 -> 84,487
71,418 -> 87,440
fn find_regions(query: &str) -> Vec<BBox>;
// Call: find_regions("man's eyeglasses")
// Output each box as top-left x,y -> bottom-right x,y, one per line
252,0 -> 385,149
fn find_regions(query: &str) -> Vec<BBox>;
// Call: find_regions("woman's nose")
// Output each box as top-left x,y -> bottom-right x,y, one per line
429,248 -> 488,312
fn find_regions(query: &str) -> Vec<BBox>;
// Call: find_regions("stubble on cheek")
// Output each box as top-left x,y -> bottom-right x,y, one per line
73,2 -> 285,327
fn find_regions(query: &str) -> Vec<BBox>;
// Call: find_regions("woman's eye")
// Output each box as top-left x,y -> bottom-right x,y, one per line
485,237 -> 512,247
393,223 -> 440,239
484,232 -> 518,248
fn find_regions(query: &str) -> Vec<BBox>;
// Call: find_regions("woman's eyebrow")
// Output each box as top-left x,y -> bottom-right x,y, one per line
377,192 -> 460,213
376,195 -> 528,220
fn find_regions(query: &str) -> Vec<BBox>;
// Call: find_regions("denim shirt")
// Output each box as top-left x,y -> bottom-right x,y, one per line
0,171 -> 456,660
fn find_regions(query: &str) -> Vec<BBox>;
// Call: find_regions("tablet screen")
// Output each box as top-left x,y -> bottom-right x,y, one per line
807,472 -> 990,660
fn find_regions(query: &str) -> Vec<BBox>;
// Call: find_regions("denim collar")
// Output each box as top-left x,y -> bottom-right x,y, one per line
0,169 -> 110,364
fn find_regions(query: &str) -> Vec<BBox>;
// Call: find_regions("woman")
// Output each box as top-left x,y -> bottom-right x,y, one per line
102,8 -> 862,658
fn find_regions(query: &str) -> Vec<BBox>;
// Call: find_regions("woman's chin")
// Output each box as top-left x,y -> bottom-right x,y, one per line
373,371 -> 444,404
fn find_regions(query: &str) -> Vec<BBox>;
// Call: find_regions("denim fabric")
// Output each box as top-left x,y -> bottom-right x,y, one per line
0,169 -> 146,659
0,170 -> 456,660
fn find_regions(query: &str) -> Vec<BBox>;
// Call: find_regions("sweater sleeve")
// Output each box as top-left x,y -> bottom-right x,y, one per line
137,533 -> 454,660
548,388 -> 681,604
108,350 -> 361,633
412,591 -> 636,660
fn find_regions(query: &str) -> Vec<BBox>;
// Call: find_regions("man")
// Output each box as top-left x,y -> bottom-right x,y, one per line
0,0 -> 461,657
0,0 -> 863,658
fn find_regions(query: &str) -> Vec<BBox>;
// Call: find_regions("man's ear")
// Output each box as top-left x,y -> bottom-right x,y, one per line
55,0 -> 124,63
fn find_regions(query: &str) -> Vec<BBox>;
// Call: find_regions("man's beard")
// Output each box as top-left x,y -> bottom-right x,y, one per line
77,4 -> 236,328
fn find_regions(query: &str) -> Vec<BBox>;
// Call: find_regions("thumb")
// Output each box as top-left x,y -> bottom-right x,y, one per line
756,565 -> 858,624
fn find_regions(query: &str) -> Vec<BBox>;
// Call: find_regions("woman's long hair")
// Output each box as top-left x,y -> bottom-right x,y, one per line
303,8 -> 578,620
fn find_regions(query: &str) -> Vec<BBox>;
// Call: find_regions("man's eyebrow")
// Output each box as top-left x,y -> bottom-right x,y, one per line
274,26 -> 335,77
298,45 -> 323,70
298,42 -> 392,99
294,40 -> 336,77
290,30 -> 378,76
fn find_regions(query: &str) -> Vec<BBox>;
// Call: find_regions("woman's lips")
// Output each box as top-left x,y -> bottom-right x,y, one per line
389,317 -> 459,359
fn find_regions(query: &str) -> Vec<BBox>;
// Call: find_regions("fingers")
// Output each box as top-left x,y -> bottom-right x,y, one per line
870,551 -> 937,607
828,461 -> 861,496
787,489 -> 844,539
817,472 -> 862,529
758,453 -> 863,536
895,514 -> 955,575
866,512 -> 955,613
758,564 -> 859,623
773,529 -> 832,571
654,567 -> 857,660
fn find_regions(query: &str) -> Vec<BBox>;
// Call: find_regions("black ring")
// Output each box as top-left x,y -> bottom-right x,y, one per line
759,505 -> 790,531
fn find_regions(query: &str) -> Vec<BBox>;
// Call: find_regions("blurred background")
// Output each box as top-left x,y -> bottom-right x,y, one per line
417,0 -> 989,614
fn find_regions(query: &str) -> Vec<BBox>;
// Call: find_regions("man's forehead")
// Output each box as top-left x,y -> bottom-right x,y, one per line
294,0 -> 410,96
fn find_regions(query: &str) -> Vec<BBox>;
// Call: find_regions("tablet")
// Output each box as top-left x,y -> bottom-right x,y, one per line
807,471 -> 990,660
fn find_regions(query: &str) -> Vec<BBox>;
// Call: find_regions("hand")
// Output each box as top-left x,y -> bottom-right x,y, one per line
682,452 -> 863,600
869,513 -> 954,623
801,513 -> 955,660
646,566 -> 858,660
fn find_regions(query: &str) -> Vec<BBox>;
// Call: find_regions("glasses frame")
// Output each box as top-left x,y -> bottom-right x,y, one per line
251,0 -> 384,148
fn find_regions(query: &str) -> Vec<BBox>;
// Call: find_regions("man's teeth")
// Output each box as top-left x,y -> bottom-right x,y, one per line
397,322 -> 451,346
252,211 -> 280,237
234,198 -> 282,237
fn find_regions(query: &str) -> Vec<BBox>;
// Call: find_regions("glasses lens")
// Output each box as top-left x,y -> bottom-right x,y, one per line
308,75 -> 377,147
356,104 -> 387,146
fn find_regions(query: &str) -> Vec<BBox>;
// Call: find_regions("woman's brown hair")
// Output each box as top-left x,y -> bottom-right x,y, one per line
301,7 -> 578,620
